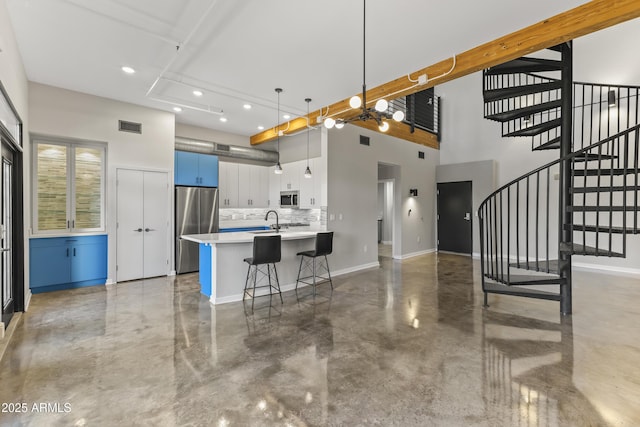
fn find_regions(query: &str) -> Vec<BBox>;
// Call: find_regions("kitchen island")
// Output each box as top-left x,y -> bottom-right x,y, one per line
181,231 -> 321,304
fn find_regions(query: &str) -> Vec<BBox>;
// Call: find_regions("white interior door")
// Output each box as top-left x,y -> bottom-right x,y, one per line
117,169 -> 144,281
142,171 -> 169,278
116,169 -> 169,282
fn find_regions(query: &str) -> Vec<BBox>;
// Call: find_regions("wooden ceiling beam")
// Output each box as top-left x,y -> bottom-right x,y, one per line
250,0 -> 640,147
350,120 -> 439,149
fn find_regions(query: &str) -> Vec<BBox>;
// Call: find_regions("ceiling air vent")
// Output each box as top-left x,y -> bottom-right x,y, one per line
360,135 -> 370,146
216,143 -> 230,152
118,120 -> 142,134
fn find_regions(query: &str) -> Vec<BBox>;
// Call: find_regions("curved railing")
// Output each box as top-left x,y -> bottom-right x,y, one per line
479,123 -> 640,288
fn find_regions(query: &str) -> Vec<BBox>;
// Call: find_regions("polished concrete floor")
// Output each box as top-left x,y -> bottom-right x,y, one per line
1,253 -> 639,426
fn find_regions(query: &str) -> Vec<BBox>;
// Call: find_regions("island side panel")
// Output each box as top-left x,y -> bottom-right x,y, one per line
212,237 -> 315,304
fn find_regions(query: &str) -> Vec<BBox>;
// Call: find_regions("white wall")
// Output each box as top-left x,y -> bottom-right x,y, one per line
438,20 -> 640,274
29,82 -> 175,284
0,0 -> 29,308
327,125 -> 438,272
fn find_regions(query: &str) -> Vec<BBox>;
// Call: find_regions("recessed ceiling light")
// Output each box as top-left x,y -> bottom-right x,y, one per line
257,125 -> 264,130
121,66 -> 135,74
283,114 -> 290,119
243,104 -> 252,110
220,117 -> 227,122
173,107 -> 182,112
193,90 -> 203,97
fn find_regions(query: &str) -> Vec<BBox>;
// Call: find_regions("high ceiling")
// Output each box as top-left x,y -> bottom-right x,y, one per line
6,0 -> 589,137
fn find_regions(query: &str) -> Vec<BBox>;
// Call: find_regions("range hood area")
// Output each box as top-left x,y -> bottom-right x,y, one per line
175,136 -> 278,166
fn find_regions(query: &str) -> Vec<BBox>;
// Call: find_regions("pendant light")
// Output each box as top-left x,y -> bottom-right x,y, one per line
274,88 -> 283,174
304,98 -> 312,179
323,0 -> 405,131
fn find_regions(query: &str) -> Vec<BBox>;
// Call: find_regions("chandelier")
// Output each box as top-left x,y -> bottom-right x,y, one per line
323,0 -> 405,132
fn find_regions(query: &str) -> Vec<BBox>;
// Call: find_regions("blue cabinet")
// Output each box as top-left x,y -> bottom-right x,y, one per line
175,151 -> 218,187
30,235 -> 107,293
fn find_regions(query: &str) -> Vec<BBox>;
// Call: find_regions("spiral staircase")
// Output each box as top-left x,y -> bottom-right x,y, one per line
478,41 -> 640,314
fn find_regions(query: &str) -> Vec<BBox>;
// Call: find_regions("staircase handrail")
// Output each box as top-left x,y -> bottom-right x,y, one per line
478,123 -> 640,216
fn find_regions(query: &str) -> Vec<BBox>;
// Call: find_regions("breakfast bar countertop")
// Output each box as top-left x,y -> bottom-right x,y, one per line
181,230 -> 320,245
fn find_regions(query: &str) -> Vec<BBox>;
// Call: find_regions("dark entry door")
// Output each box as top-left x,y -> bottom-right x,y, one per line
437,181 -> 472,255
1,144 -> 14,325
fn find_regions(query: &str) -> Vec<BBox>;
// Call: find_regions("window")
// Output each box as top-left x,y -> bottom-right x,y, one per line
32,138 -> 106,234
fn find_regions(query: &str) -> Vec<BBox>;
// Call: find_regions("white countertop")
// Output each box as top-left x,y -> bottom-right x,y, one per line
181,230 -> 320,244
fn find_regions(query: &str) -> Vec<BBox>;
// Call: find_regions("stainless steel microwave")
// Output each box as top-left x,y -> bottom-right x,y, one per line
280,191 -> 299,208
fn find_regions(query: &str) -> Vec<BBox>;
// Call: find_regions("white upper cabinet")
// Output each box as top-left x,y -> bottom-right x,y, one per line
218,162 -> 239,208
238,164 -> 269,208
299,157 -> 326,208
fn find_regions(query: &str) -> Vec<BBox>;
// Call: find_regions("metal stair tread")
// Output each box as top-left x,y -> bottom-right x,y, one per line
568,205 -> 640,212
485,100 -> 562,122
568,224 -> 640,234
483,81 -> 563,102
485,57 -> 563,75
573,153 -> 617,162
504,118 -> 562,137
560,243 -> 624,257
573,168 -> 637,176
483,281 -> 561,301
484,273 -> 563,286
509,260 -> 559,274
571,185 -> 640,193
533,137 -> 561,151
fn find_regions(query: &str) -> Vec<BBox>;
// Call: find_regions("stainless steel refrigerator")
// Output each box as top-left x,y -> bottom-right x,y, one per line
175,186 -> 219,274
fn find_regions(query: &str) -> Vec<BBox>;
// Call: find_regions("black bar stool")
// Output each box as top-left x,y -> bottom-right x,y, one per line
295,232 -> 333,296
243,235 -> 283,310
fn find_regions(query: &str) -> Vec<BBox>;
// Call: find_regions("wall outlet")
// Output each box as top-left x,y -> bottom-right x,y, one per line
364,244 -> 368,253
417,236 -> 421,243
329,214 -> 335,221
338,213 -> 343,220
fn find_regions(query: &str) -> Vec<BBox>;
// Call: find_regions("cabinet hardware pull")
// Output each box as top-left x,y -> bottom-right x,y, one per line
145,228 -> 155,232
134,228 -> 143,232
66,248 -> 69,257
73,248 -> 76,256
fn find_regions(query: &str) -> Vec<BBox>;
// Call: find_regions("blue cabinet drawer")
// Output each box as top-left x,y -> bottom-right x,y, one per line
30,235 -> 108,293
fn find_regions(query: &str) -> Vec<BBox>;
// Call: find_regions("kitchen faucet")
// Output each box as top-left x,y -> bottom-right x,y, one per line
265,210 -> 280,232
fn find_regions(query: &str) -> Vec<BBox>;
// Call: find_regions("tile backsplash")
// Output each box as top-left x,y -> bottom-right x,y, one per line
220,207 -> 326,227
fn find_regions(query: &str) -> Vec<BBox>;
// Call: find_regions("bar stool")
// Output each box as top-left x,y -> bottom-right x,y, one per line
243,235 -> 283,310
295,232 -> 334,296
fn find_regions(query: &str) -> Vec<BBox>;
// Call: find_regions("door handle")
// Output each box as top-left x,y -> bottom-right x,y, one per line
464,213 -> 471,221
145,228 -> 155,232
0,248 -> 10,252
134,228 -> 143,232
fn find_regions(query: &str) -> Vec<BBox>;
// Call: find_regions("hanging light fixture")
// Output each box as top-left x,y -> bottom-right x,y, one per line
304,98 -> 312,179
323,0 -> 405,132
274,88 -> 283,174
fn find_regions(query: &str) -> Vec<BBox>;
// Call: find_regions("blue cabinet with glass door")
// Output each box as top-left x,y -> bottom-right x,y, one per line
29,235 -> 107,293
175,151 -> 219,186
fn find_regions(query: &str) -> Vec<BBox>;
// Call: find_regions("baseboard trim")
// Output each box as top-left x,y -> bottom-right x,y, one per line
573,262 -> 640,277
0,312 -> 22,364
470,253 -> 640,277
398,249 -> 436,260
24,290 -> 32,311
209,261 -> 380,305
